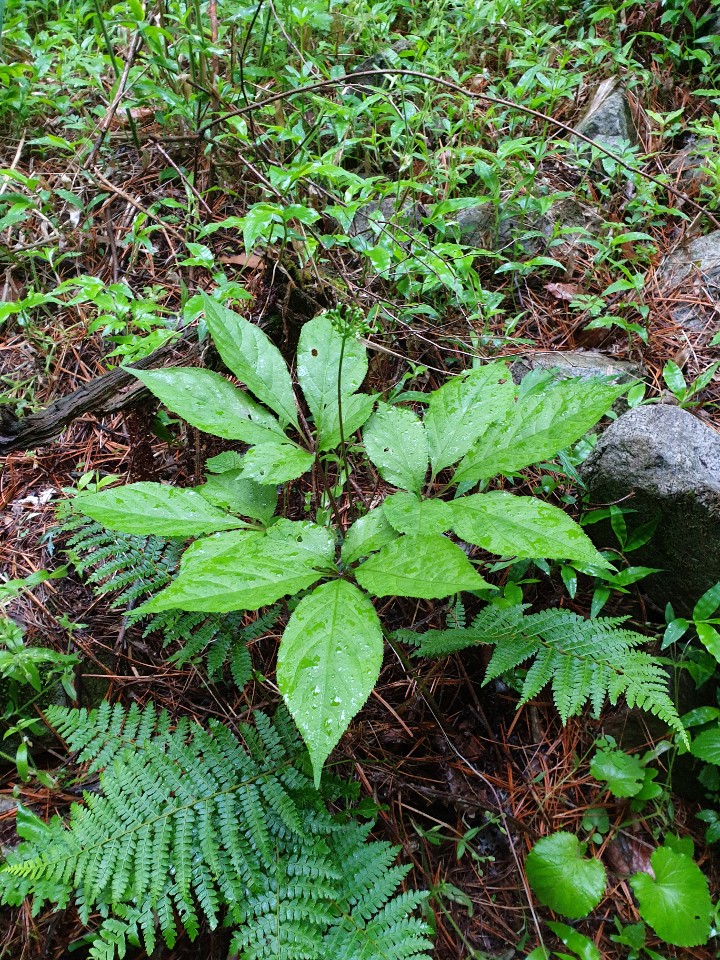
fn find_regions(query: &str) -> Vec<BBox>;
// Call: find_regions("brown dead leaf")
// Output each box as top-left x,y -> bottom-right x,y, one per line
220,253 -> 264,270
606,835 -> 653,878
545,281 -> 580,301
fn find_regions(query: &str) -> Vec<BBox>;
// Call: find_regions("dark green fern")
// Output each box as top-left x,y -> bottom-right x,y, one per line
402,604 -> 686,740
0,704 -> 432,960
60,510 -> 279,687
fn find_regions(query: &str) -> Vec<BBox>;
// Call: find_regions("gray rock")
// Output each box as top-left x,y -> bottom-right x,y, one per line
574,78 -> 637,152
511,350 -> 643,385
581,404 -> 720,613
667,137 -> 715,189
451,197 -> 600,257
349,191 -> 424,242
656,231 -> 720,336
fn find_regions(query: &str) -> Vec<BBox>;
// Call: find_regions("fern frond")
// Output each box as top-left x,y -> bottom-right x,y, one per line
58,512 -> 280,689
1,704 -> 431,960
413,604 -> 685,739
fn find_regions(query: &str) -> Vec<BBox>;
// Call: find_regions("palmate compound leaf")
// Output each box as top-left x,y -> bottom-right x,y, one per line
449,492 -> 608,565
201,292 -> 299,429
73,482 -> 250,537
129,367 -> 287,445
136,522 -> 335,614
525,832 -> 606,919
424,362 -> 515,473
630,845 -> 712,947
277,580 -> 383,787
451,378 -> 628,486
355,533 -> 489,599
296,314 -> 375,451
363,403 -> 428,494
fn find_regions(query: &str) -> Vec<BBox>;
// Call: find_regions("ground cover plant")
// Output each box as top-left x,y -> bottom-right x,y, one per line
2,0 -> 720,956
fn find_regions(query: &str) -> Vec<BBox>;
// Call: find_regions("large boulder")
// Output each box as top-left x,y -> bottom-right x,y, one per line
655,231 -> 720,337
581,404 -> 720,613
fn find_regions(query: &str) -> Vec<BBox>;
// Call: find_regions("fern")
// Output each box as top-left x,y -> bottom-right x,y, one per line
59,511 -> 279,687
405,604 -> 686,740
0,704 -> 432,960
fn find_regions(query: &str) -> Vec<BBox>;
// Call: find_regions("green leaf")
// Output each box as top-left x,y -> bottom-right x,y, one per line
693,581 -> 720,621
630,846 -> 711,947
690,725 -> 720,764
197,470 -> 277,523
341,508 -> 398,565
201,293 -> 298,428
277,580 -> 383,788
15,803 -> 52,843
204,451 -> 245,473
74,483 -> 249,536
696,622 -> 720,662
525,832 -> 606,919
546,922 -> 602,960
424,363 -> 515,473
382,493 -> 453,536
239,442 -> 315,484
589,747 -> 644,797
449,492 -> 607,564
662,360 -> 687,397
130,367 -> 286,444
315,391 -> 376,452
137,526 -> 333,614
296,314 -> 374,451
363,404 -> 429,493
355,534 -> 489,599
452,379 -> 627,486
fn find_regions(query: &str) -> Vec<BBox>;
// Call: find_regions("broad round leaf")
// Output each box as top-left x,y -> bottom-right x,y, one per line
690,726 -> 720,765
363,404 -> 429,494
589,748 -> 645,797
525,832 -> 606,919
74,482 -> 249,536
630,846 -> 711,947
130,367 -> 286,444
382,492 -> 453,536
277,580 -> 383,788
201,292 -> 299,428
355,533 -> 489,599
450,492 -> 607,565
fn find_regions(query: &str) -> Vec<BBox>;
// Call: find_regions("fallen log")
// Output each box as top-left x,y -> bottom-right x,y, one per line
0,331 -> 201,455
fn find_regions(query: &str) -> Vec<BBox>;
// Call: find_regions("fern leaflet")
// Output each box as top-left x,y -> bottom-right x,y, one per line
407,604 -> 686,740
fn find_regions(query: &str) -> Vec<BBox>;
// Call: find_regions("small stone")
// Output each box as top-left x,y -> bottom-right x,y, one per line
574,78 -> 638,152
581,404 -> 720,613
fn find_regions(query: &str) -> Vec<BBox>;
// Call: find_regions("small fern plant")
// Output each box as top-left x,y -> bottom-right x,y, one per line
400,603 -> 687,740
0,702 -> 433,960
70,291 -> 642,784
